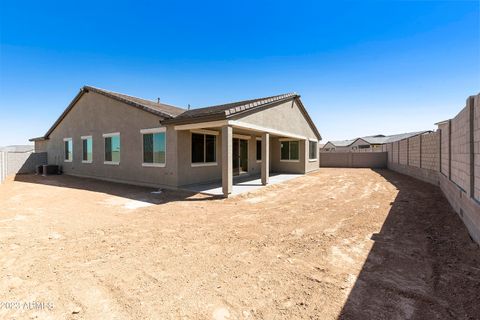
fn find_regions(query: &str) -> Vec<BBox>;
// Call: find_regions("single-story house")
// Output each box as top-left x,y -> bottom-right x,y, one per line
30,86 -> 321,197
321,131 -> 431,153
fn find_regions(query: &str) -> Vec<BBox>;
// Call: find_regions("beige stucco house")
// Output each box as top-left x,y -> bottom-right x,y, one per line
31,86 -> 321,197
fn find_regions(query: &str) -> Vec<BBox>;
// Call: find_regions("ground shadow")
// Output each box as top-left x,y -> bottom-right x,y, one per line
339,169 -> 480,319
13,173 -> 223,205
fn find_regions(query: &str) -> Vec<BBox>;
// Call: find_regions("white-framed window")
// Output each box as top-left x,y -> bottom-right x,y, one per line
309,139 -> 318,161
191,130 -> 218,167
81,136 -> 93,163
141,127 -> 166,167
280,139 -> 299,162
63,138 -> 73,162
103,132 -> 120,165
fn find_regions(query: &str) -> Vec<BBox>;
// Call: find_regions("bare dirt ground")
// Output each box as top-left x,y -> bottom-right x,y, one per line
0,169 -> 479,320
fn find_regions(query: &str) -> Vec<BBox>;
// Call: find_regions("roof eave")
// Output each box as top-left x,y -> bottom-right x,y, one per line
29,137 -> 49,142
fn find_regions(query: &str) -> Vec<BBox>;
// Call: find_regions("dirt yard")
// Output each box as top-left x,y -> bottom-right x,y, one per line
1,169 -> 479,320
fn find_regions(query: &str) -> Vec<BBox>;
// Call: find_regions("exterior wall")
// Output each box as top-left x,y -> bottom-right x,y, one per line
383,94 -> 480,245
44,91 -> 179,188
41,91 -> 319,188
320,152 -> 387,168
305,139 -> 320,173
176,129 -> 222,186
270,137 -> 307,174
34,140 -> 48,153
237,100 -> 318,140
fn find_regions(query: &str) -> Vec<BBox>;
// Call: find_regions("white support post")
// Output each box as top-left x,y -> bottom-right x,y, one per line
222,126 -> 233,197
261,132 -> 270,185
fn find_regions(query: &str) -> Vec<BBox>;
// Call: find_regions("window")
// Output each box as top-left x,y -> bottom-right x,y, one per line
81,136 -> 93,163
256,140 -> 262,161
358,145 -> 370,149
280,140 -> 299,161
63,138 -> 72,162
191,132 -> 217,165
142,128 -> 166,166
103,133 -> 120,164
309,140 -> 317,160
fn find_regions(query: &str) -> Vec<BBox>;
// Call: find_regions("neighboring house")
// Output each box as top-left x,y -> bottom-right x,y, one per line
322,138 -> 370,152
0,145 -> 34,153
30,86 -> 321,197
321,131 -> 431,152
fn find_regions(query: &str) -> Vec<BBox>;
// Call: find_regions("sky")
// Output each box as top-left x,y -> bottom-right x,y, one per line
0,0 -> 479,146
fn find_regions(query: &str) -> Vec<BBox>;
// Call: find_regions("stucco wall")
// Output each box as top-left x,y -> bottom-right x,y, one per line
270,137 -> 306,174
237,100 -> 318,140
44,91 -> 180,188
34,140 -> 48,153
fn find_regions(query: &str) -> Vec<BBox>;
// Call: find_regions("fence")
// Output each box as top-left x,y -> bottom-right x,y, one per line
0,151 -> 47,184
320,152 -> 387,168
384,94 -> 480,244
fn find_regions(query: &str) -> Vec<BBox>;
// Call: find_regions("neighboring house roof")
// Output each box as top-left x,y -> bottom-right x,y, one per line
322,130 -> 432,149
31,86 -> 321,141
0,145 -> 34,153
361,131 -> 431,144
326,139 -> 356,147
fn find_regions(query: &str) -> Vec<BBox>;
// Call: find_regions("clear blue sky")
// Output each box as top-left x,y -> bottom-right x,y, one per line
0,0 -> 479,145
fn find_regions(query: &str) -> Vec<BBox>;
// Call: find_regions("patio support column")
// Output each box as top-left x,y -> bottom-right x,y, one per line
261,132 -> 270,185
222,125 -> 233,197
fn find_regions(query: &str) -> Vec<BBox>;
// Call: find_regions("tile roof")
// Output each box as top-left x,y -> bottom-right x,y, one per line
362,131 -> 431,144
84,86 -> 186,118
0,145 -> 34,153
165,93 -> 298,123
32,87 -> 321,140
324,131 -> 432,148
327,139 -> 357,147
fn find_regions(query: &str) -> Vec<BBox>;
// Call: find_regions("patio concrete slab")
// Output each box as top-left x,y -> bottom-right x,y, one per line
182,173 -> 303,196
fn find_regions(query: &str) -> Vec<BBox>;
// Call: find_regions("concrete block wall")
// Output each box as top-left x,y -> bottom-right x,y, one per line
474,95 -> 480,201
450,106 -> 470,193
409,135 -> 421,167
319,152 -> 387,168
0,152 -> 47,183
421,131 -> 439,171
386,143 -> 393,162
384,93 -> 480,245
399,140 -> 408,165
439,121 -> 450,177
392,141 -> 399,163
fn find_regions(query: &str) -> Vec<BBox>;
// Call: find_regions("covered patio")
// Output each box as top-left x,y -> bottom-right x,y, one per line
174,119 -> 311,197
181,173 -> 302,196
